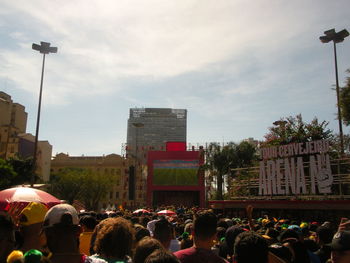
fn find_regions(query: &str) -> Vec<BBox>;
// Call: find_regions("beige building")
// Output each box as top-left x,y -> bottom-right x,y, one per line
51,153 -> 147,209
0,91 -> 52,182
0,92 -> 28,159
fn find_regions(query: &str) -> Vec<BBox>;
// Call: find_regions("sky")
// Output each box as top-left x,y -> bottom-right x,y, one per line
0,0 -> 349,156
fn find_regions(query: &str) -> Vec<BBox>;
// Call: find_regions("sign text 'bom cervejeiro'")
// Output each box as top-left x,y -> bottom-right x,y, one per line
259,140 -> 332,196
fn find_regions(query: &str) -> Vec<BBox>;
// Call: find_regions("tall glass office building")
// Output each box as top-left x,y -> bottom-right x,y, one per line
126,108 -> 187,160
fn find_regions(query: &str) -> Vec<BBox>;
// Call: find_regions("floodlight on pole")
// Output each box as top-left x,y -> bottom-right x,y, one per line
31,41 -> 57,186
320,28 -> 349,156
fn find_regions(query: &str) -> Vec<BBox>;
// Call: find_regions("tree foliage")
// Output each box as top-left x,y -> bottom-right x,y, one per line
50,168 -> 87,205
204,141 -> 257,200
261,114 -> 333,148
0,156 -> 34,190
7,156 -> 35,185
49,168 -> 115,210
340,69 -> 350,126
0,158 -> 17,190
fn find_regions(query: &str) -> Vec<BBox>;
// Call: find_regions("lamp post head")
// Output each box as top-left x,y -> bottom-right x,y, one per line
32,41 -> 58,54
320,28 -> 349,44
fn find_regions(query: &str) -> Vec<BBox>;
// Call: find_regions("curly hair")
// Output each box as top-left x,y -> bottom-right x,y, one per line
93,217 -> 135,259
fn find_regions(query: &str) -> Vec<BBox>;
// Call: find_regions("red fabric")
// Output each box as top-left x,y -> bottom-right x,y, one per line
166,142 -> 186,151
0,187 -> 61,211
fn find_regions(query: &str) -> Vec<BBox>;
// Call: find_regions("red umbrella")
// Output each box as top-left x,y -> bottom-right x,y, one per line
133,208 -> 151,214
157,209 -> 176,216
0,187 -> 62,211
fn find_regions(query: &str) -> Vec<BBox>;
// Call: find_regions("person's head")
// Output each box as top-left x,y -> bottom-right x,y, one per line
6,250 -> 23,263
23,249 -> 51,263
225,226 -> 245,257
19,202 -> 48,228
134,225 -> 151,243
153,219 -> 173,249
282,238 -> 310,263
278,229 -> 300,243
133,236 -> 164,263
184,222 -> 193,234
0,212 -> 16,262
42,204 -> 80,253
330,230 -> 350,263
234,231 -> 268,263
216,227 -> 226,243
193,211 -> 217,241
145,249 -> 180,263
94,217 -> 135,260
316,225 -> 334,245
79,215 -> 97,232
18,202 -> 48,251
179,231 -> 193,249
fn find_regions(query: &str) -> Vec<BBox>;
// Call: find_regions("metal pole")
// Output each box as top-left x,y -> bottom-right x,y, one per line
333,42 -> 345,156
31,53 -> 46,186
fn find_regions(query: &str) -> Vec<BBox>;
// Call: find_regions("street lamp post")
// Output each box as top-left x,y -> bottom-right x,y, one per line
320,28 -> 349,156
31,42 -> 57,186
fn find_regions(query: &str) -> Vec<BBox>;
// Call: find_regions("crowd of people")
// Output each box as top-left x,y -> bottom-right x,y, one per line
0,202 -> 350,263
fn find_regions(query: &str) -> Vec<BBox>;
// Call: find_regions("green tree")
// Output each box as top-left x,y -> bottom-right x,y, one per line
204,141 -> 257,200
80,172 -> 114,211
49,168 -> 115,210
0,158 -> 17,190
49,168 -> 87,204
340,69 -> 350,126
7,156 -> 35,185
261,114 -> 333,148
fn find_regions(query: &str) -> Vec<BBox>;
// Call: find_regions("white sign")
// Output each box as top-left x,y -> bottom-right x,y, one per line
259,140 -> 333,196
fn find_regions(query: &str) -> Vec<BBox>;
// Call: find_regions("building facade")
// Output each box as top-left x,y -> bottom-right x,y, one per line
0,91 -> 52,182
126,108 -> 187,162
51,153 -> 147,209
0,92 -> 28,159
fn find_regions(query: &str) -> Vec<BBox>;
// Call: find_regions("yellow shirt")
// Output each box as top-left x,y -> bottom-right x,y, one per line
79,231 -> 93,256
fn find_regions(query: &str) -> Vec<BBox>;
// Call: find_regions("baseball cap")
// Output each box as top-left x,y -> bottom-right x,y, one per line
19,202 -> 48,226
330,231 -> 350,251
43,204 -> 79,228
147,219 -> 158,236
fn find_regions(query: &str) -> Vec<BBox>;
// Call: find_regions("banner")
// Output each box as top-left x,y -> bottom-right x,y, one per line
259,140 -> 333,195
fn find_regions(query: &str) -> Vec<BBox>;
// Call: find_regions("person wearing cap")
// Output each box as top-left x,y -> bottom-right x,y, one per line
330,230 -> 350,263
41,204 -> 101,263
18,202 -> 48,252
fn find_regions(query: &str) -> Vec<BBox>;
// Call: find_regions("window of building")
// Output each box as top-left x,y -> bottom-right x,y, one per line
115,192 -> 119,199
109,192 -> 113,199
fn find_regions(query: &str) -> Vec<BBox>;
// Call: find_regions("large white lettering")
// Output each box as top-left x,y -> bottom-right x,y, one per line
258,153 -> 332,196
